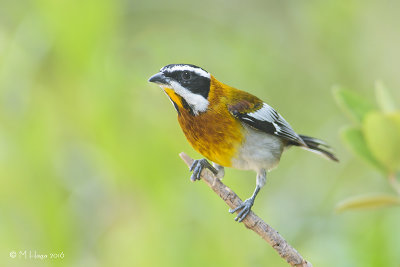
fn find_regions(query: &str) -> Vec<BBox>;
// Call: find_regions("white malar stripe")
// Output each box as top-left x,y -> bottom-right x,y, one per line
162,65 -> 210,79
162,81 -> 209,115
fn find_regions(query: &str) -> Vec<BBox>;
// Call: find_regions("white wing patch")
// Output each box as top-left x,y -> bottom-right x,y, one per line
246,103 -> 306,146
272,122 -> 281,134
247,103 -> 278,122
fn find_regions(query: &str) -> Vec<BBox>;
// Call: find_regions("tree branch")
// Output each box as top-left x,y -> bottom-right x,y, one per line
179,152 -> 312,267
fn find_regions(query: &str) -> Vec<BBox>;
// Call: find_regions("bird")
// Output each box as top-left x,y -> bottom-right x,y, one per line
148,64 -> 338,222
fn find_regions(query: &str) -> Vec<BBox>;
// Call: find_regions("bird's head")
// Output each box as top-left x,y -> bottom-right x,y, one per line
148,64 -> 211,115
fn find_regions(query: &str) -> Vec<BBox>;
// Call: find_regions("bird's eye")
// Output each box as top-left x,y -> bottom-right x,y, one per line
181,71 -> 191,81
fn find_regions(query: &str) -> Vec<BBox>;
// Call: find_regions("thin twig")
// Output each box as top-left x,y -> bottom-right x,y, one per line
179,152 -> 312,267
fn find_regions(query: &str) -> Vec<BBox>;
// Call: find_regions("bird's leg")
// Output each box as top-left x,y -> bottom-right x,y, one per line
229,185 -> 260,222
212,162 -> 225,180
189,158 -> 218,182
229,169 -> 267,222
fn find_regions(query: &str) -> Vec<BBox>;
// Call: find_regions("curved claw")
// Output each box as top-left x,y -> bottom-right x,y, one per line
190,160 -> 202,181
229,198 -> 254,222
189,158 -> 217,182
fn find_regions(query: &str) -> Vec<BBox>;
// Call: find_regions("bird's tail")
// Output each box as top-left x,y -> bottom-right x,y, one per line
298,135 -> 339,162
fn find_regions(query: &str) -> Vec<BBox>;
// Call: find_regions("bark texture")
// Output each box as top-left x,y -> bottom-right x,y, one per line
179,152 -> 312,267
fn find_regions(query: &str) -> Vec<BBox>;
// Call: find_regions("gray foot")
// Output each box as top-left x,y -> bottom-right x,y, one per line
229,198 -> 254,222
189,158 -> 217,182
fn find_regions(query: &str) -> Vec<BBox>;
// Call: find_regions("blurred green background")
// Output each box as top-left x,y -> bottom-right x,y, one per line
1,0 -> 400,266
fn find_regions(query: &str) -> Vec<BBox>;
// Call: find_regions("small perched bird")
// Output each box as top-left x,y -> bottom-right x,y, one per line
149,64 -> 338,222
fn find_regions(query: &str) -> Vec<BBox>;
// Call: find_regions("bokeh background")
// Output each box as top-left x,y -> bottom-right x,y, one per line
1,0 -> 400,266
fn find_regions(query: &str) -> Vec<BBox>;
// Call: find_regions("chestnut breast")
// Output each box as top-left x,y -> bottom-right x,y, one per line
178,106 -> 244,167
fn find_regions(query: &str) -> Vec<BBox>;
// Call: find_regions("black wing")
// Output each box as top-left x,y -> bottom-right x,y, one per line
229,102 -> 306,146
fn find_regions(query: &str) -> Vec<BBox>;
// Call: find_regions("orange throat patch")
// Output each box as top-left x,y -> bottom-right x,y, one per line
174,78 -> 245,167
162,78 -> 246,167
163,88 -> 184,108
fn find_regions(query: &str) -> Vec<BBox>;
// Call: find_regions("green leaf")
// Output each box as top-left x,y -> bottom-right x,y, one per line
363,112 -> 400,172
333,87 -> 376,123
375,81 -> 397,113
336,194 -> 400,212
340,126 -> 385,172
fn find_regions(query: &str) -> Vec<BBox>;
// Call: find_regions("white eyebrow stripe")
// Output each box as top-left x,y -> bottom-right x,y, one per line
162,65 -> 210,78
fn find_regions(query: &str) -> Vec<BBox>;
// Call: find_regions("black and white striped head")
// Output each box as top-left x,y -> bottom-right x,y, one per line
148,64 -> 211,115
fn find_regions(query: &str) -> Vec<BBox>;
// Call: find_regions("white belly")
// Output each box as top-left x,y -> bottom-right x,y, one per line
231,125 -> 284,171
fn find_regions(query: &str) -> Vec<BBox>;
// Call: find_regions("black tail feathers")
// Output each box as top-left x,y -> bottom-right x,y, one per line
298,135 -> 339,162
